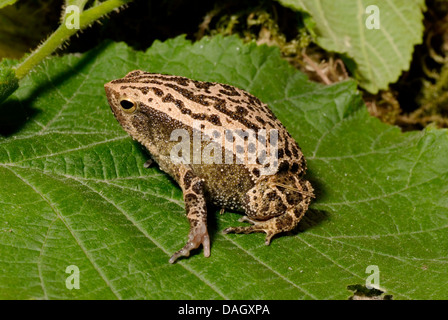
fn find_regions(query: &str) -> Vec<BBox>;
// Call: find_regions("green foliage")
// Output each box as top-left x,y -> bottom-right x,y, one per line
277,0 -> 426,93
0,0 -> 17,9
0,35 -> 447,299
0,60 -> 18,104
0,0 -> 60,60
0,0 -> 132,104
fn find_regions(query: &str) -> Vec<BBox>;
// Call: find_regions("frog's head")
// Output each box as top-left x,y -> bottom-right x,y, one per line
104,70 -> 155,138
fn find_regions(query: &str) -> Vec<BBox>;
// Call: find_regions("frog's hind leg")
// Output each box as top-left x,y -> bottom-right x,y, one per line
169,166 -> 210,264
223,176 -> 313,245
223,203 -> 307,245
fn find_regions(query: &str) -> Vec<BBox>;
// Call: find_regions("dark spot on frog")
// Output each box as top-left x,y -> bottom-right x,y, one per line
292,207 -> 302,218
245,103 -> 255,112
277,215 -> 293,229
291,144 -> 300,158
208,114 -> 222,126
183,170 -> 195,189
276,185 -> 285,193
138,87 -> 150,95
278,161 -> 289,172
255,116 -> 266,125
192,180 -> 204,194
192,113 -> 207,120
219,84 -> 241,96
286,191 -> 301,206
184,193 -> 197,205
189,215 -> 199,227
170,76 -> 190,86
192,80 -> 214,93
150,87 -> 164,96
277,148 -> 284,158
275,201 -> 287,213
162,93 -> 175,103
266,191 -> 277,201
285,147 -> 292,157
236,106 -> 248,116
291,162 -> 299,173
252,168 -> 260,177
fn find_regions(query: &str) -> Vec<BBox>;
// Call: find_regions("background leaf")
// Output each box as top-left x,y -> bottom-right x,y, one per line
0,0 -> 61,59
0,0 -> 17,9
0,60 -> 18,104
277,0 -> 426,93
0,35 -> 447,299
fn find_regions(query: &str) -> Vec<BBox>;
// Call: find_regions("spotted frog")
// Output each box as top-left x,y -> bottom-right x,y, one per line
104,71 -> 314,263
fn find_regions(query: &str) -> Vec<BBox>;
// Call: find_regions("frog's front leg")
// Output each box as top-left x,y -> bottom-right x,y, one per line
169,166 -> 210,264
143,158 -> 154,168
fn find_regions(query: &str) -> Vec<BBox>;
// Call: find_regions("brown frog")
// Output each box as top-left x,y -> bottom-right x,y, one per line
104,71 -> 314,263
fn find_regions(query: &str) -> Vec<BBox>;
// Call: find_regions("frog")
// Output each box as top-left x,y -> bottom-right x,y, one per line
104,70 -> 314,263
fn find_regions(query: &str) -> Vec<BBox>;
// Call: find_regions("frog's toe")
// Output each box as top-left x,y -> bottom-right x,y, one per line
223,220 -> 277,245
264,232 -> 275,245
143,159 -> 154,168
169,228 -> 210,264
223,222 -> 260,235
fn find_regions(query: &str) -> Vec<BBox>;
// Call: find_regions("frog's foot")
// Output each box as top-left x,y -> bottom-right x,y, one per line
223,218 -> 278,245
223,205 -> 308,245
169,225 -> 210,264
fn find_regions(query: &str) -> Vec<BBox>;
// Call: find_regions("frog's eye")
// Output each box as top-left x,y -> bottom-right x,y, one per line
119,98 -> 137,113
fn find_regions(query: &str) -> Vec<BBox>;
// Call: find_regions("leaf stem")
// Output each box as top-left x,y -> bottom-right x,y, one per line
14,0 -> 131,80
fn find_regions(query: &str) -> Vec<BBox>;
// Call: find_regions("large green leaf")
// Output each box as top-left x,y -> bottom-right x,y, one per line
277,0 -> 425,93
0,35 -> 447,299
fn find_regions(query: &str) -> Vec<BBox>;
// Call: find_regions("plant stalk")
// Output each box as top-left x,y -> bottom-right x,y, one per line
14,0 -> 131,80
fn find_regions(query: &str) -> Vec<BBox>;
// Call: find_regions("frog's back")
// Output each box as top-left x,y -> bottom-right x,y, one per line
110,71 -> 307,179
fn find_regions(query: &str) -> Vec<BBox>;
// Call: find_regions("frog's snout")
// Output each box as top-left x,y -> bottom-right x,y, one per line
104,83 -> 114,98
